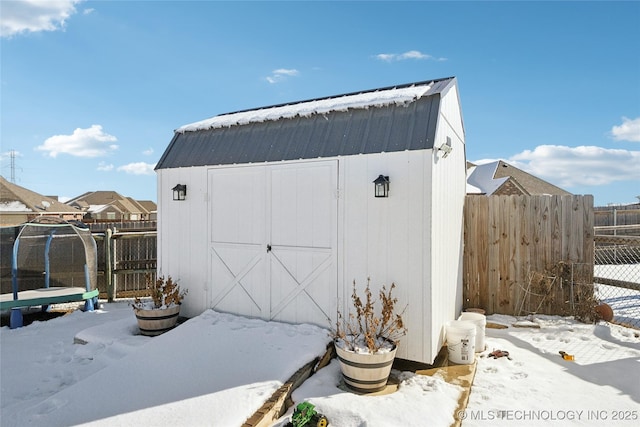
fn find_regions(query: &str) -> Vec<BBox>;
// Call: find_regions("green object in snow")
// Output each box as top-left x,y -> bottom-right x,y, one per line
291,402 -> 328,427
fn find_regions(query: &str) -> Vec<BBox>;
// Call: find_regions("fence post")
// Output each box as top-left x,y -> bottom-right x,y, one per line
105,228 -> 114,302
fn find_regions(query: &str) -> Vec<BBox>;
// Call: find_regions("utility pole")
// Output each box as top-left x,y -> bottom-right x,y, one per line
10,150 -> 16,183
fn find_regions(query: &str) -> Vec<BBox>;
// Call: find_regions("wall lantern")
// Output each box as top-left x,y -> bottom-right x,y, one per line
373,175 -> 390,198
172,184 -> 187,201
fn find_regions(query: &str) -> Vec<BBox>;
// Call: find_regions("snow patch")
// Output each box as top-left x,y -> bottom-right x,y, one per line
0,201 -> 30,211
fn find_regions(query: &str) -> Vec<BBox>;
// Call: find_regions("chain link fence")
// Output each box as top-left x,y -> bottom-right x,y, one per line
593,226 -> 640,329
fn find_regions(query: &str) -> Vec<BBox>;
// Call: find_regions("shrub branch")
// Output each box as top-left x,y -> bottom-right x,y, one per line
333,278 -> 407,353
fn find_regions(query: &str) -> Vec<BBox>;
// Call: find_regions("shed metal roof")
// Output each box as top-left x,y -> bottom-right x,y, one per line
156,77 -> 457,170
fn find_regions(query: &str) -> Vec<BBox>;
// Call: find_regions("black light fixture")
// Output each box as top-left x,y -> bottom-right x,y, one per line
172,184 -> 187,201
373,175 -> 390,198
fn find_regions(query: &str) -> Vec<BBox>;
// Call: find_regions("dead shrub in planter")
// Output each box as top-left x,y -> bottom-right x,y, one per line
333,278 -> 407,353
133,275 -> 187,310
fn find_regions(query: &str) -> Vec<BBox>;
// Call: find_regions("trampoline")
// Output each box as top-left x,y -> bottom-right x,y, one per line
0,217 -> 99,328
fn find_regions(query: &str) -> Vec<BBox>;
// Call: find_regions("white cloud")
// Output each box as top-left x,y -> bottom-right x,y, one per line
36,124 -> 118,158
142,148 -> 154,156
97,162 -> 114,171
610,117 -> 640,142
489,145 -> 640,188
265,68 -> 299,84
0,0 -> 83,38
117,162 -> 156,175
375,53 -> 395,62
374,50 -> 447,62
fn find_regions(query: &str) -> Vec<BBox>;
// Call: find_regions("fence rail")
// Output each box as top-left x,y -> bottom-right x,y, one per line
594,207 -> 640,228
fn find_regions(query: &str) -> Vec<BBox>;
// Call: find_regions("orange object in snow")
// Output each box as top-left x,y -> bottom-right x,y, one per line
559,351 -> 574,361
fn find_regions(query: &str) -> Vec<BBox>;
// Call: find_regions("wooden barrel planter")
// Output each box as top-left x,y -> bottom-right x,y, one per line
334,340 -> 397,393
134,304 -> 181,336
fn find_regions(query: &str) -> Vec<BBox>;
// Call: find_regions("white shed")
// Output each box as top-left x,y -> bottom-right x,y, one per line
155,77 -> 466,364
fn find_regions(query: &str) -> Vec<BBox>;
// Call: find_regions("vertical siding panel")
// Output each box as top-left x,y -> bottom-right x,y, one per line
404,151 -> 426,361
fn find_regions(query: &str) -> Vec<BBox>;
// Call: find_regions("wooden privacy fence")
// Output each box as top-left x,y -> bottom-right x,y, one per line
463,195 -> 594,316
93,229 -> 157,301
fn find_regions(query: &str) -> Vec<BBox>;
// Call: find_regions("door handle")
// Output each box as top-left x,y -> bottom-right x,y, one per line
267,244 -> 272,253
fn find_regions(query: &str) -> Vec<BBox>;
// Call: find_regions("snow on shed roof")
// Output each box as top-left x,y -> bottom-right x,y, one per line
177,84 -> 433,133
157,77 -> 458,170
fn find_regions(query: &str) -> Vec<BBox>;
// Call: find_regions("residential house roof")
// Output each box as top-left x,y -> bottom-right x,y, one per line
0,176 -> 82,214
137,200 -> 157,213
68,191 -> 128,207
156,77 -> 460,170
67,191 -> 156,217
466,160 -> 572,196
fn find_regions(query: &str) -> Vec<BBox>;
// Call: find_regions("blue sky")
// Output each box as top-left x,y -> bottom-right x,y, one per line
1,0 -> 639,206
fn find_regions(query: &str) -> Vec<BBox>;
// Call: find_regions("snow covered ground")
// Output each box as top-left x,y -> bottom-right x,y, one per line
596,283 -> 640,327
594,263 -> 640,327
465,315 -> 639,427
595,263 -> 640,284
1,303 -> 639,427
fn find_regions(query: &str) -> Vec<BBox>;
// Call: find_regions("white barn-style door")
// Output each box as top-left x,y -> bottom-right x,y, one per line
208,161 -> 338,327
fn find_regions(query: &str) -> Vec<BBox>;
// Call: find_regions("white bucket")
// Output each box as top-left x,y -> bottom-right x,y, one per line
459,312 -> 486,352
445,320 -> 476,364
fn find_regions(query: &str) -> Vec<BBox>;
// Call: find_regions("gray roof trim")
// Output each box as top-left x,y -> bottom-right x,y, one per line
156,77 -> 455,170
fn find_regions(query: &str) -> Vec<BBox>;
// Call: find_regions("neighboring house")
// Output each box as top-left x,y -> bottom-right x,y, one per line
466,160 -> 572,196
137,200 -> 158,221
67,191 -> 156,222
155,77 -> 467,364
0,176 -> 83,226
